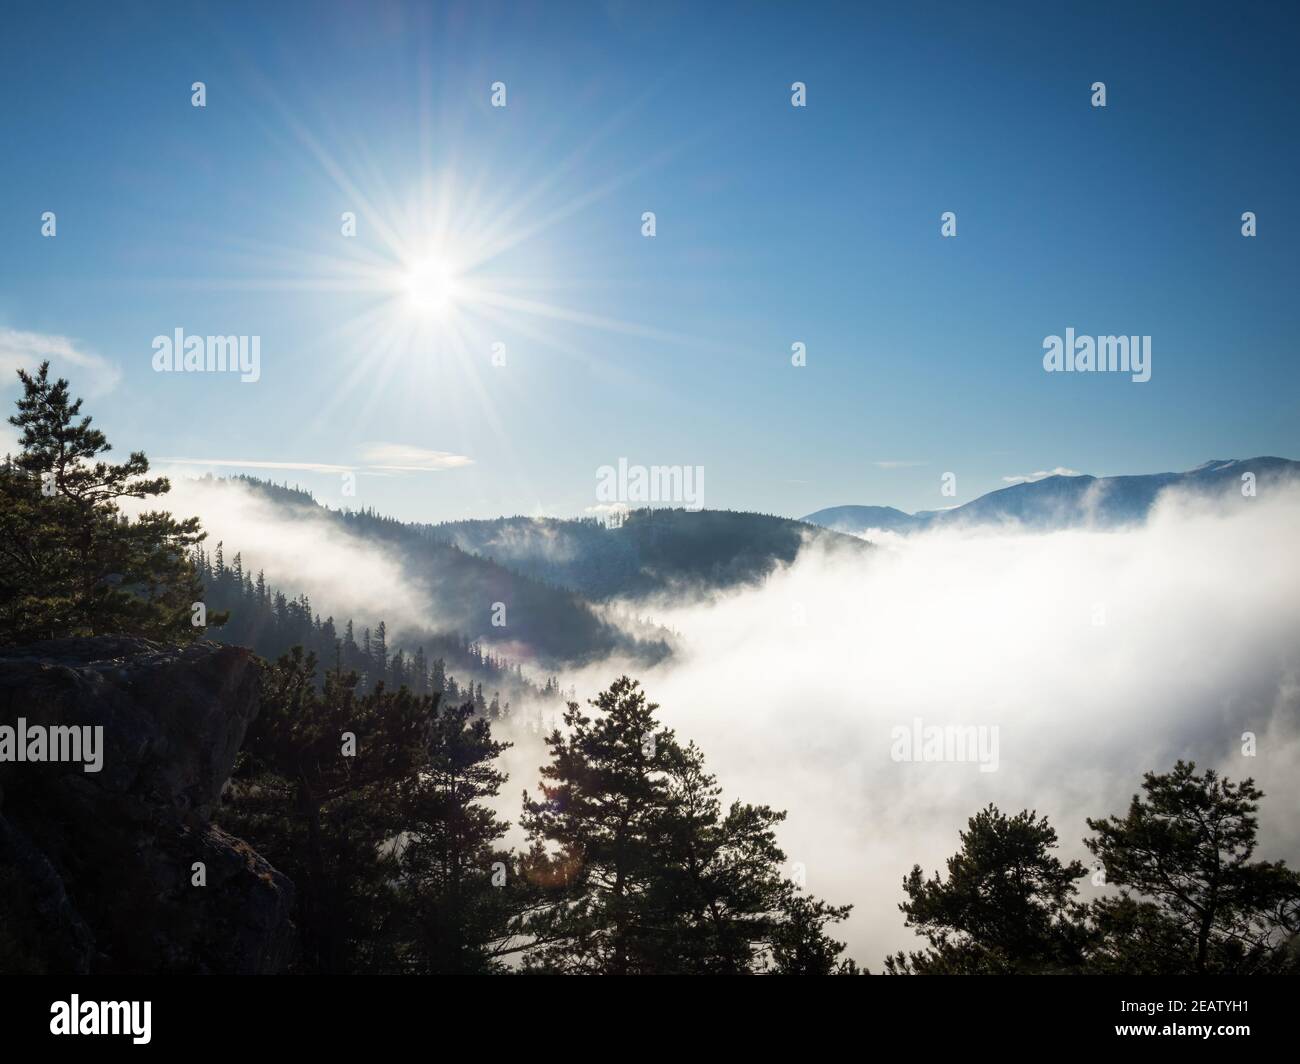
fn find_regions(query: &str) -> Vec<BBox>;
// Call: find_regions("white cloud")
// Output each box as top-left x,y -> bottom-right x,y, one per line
0,327 -> 122,398
360,442 -> 474,472
158,457 -> 354,474
560,482 -> 1300,969
154,444 -> 475,479
1002,466 -> 1081,484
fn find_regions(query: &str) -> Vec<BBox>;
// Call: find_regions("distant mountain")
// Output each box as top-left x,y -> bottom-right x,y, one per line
429,507 -> 870,601
798,505 -> 920,535
801,457 -> 1300,535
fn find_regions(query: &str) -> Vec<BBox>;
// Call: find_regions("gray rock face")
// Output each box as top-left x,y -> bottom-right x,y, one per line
0,637 -> 295,973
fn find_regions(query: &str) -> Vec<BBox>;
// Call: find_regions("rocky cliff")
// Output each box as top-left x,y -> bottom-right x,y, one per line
0,637 -> 295,973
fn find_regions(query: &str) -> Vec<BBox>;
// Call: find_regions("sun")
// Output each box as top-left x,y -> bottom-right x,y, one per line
401,254 -> 464,319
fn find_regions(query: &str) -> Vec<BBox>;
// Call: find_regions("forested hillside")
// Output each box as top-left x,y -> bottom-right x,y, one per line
192,541 -> 569,712
196,476 -> 673,668
429,507 -> 870,600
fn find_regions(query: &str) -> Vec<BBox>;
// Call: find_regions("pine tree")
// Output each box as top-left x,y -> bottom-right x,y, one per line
1086,761 -> 1300,974
884,805 -> 1089,974
413,646 -> 428,695
342,619 -> 358,673
219,648 -> 430,973
518,677 -> 855,973
395,699 -> 524,972
0,361 -> 214,644
518,678 -> 669,973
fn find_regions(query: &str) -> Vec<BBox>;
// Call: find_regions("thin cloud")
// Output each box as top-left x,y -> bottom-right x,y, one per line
157,444 -> 475,477
0,327 -> 122,397
1002,466 -> 1081,485
158,457 -> 354,474
360,442 -> 474,472
874,460 -> 928,469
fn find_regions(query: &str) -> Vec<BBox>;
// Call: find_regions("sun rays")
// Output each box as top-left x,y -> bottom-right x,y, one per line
162,27 -> 725,505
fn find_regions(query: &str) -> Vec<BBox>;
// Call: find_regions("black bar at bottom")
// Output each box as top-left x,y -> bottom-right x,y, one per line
0,975 -> 1284,1052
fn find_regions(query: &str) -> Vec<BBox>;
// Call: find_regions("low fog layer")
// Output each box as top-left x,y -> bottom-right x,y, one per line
567,484 -> 1300,966
142,476 -> 431,637
140,474 -> 1300,968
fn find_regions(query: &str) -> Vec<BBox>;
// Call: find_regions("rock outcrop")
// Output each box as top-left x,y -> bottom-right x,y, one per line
0,637 -> 294,973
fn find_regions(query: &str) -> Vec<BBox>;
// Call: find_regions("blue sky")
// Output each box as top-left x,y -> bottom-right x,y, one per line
2,0 -> 1297,523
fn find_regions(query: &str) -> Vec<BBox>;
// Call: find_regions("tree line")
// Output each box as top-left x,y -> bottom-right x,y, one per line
191,541 -> 568,714
886,769 -> 1299,974
228,648 -> 1300,974
220,655 -> 857,973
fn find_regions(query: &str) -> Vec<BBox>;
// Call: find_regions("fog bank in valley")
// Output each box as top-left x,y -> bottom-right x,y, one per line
570,484 -> 1300,965
143,474 -> 1300,967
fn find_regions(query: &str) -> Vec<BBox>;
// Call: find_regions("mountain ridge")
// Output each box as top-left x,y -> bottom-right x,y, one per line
187,479 -> 868,672
802,457 -> 1300,534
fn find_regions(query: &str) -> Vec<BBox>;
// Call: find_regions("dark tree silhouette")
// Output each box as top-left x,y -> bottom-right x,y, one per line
1086,760 -> 1300,974
886,805 -> 1089,974
393,699 -> 527,973
518,676 -> 855,973
219,649 -> 429,972
1,362 -> 211,644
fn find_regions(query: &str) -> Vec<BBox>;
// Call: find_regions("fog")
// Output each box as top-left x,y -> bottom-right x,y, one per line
143,474 -> 1300,968
562,484 -> 1300,966
141,475 -> 431,636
